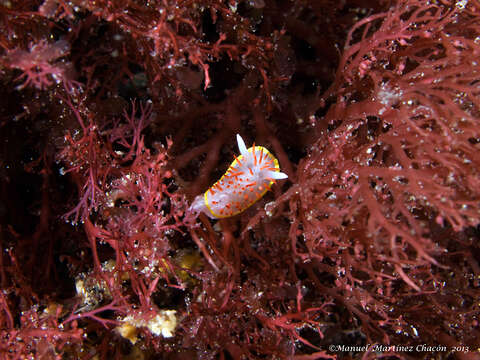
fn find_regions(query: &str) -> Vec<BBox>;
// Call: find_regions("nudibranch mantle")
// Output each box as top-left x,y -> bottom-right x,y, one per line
190,134 -> 288,219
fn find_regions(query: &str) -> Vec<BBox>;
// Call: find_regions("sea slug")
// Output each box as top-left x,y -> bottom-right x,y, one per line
189,134 -> 288,219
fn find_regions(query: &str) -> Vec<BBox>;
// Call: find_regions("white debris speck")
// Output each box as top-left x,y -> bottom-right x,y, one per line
456,0 -> 468,10
377,83 -> 403,107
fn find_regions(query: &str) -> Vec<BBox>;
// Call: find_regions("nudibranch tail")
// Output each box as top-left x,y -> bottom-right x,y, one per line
188,134 -> 288,219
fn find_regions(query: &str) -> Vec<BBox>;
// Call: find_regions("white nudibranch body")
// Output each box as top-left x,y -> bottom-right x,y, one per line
190,134 -> 288,219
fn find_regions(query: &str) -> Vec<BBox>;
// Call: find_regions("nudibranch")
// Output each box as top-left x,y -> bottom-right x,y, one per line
189,134 -> 288,219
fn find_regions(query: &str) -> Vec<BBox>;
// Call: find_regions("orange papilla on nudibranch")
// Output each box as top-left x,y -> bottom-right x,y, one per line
189,134 -> 288,219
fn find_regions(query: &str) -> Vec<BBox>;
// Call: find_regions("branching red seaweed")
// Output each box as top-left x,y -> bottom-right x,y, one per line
1,0 -> 479,359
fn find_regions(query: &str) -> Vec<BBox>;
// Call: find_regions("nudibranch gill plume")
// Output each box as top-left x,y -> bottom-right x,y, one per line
189,134 -> 288,219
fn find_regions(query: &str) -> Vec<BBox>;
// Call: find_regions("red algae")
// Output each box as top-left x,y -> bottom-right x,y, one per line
0,0 -> 479,359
